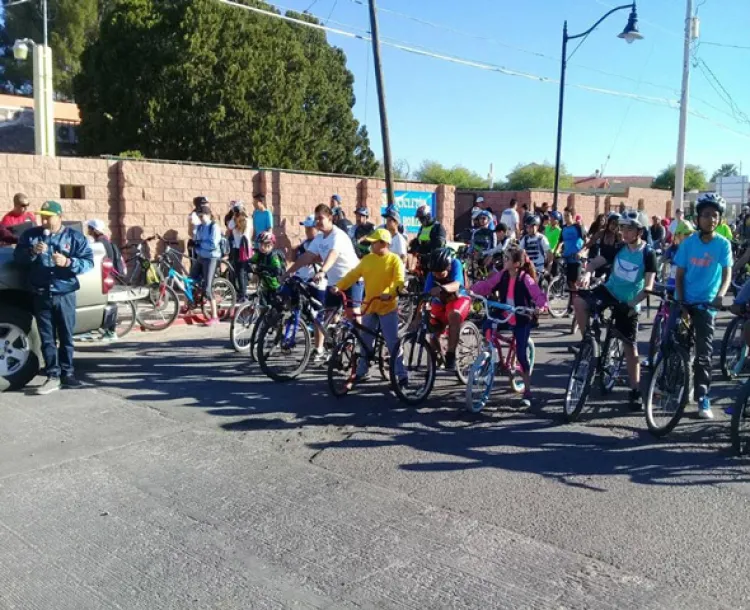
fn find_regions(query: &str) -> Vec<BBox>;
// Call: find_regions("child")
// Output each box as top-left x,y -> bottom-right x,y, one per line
471,245 -> 548,406
663,220 -> 694,291
468,210 -> 496,280
482,222 -> 510,269
249,231 -> 286,293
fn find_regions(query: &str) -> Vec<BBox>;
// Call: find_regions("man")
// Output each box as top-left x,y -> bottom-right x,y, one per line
673,192 -> 733,420
737,205 -> 750,242
409,203 -> 446,269
352,207 -> 375,258
332,205 -> 353,236
293,214 -> 318,282
668,208 -> 684,239
649,215 -> 666,249
519,215 -> 552,276
1,192 -> 36,227
252,193 -> 273,241
618,201 -> 627,215
384,207 -> 408,261
636,200 -> 650,229
14,201 -> 94,395
500,199 -> 520,239
573,210 -> 657,410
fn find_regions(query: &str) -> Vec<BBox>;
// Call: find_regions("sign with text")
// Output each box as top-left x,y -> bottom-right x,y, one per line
381,190 -> 436,234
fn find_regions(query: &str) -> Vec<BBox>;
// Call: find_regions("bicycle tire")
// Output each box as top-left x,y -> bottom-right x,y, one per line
547,275 -> 569,318
563,336 -> 596,422
390,333 -> 436,406
257,310 -> 312,382
599,334 -> 625,395
455,321 -> 482,385
731,379 -> 750,456
327,331 -> 359,398
510,338 -> 536,394
465,349 -> 495,413
720,316 -> 746,381
645,345 -> 690,437
202,277 -> 237,321
229,296 -> 259,353
135,283 -> 180,331
247,306 -> 269,363
647,313 -> 665,370
115,299 -> 137,338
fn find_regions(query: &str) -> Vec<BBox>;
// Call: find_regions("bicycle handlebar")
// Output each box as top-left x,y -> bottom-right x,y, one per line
644,289 -> 729,312
468,292 -> 538,324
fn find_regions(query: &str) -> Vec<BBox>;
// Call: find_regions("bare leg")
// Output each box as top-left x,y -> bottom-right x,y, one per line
447,310 -> 462,352
624,343 -> 639,390
572,296 -> 589,340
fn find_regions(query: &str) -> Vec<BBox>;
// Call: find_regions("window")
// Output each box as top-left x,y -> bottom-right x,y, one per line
60,185 -> 85,199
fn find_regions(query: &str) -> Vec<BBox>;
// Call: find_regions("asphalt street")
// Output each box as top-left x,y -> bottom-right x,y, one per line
2,310 -> 749,609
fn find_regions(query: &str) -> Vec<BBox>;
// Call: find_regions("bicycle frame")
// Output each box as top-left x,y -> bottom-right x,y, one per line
167,267 -> 196,304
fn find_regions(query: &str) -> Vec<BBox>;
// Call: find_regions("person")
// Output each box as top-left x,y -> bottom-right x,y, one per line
86,219 -> 124,275
227,204 -> 253,301
291,215 -> 318,285
738,205 -> 750,242
192,204 -> 223,325
518,215 -> 551,277
583,213 -> 621,279
500,199 -> 520,240
574,210 -> 657,410
249,230 -> 285,292
470,210 -> 496,253
252,193 -> 273,241
1,192 -> 36,227
332,205 -> 353,236
520,203 -> 532,234
282,203 -> 361,362
649,215 -> 666,249
409,203 -> 447,270
482,222 -> 511,267
618,201 -> 627,215
471,246 -> 548,406
716,216 -> 734,241
587,214 -> 606,239
545,211 -> 563,254
662,220 -> 694,292
383,207 -> 408,261
352,207 -> 375,258
673,192 -> 733,420
422,247 -> 471,370
556,208 -> 585,310
0,224 -> 18,245
188,195 -> 208,258
14,201 -> 94,395
333,228 -> 407,386
636,201 -> 650,229
668,208 -> 684,239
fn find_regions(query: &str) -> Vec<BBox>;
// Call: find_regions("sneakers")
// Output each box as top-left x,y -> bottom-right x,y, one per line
205,317 -> 220,327
521,391 -> 533,407
444,352 -> 456,371
629,389 -> 643,412
61,375 -> 83,388
34,377 -> 61,395
698,397 -> 714,420
100,330 -> 118,343
312,348 -> 329,364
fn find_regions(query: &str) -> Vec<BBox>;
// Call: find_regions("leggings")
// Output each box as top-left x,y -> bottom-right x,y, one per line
514,323 -> 533,373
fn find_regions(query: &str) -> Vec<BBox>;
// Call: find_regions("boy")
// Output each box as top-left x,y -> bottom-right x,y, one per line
519,215 -> 551,276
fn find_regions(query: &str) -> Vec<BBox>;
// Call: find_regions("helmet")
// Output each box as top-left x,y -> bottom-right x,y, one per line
696,192 -> 726,217
550,211 -> 563,222
430,247 -> 454,272
193,195 -> 209,207
673,220 -> 695,237
257,230 -> 275,245
331,206 -> 344,218
743,205 -> 750,213
230,200 -> 245,212
607,212 -> 620,223
416,203 -> 432,220
476,210 -> 491,222
471,206 -> 483,219
524,215 -> 540,227
618,209 -> 643,229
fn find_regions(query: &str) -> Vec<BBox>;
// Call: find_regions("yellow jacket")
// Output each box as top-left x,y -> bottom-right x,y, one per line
337,251 -> 405,315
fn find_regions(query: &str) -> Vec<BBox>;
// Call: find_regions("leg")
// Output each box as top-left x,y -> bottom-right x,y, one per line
203,258 -> 219,320
572,295 -> 590,340
237,261 -> 248,302
514,324 -> 533,395
692,308 -> 715,405
55,293 -> 77,380
32,294 -> 59,378
357,313 -> 379,377
380,310 -> 406,380
447,310 -> 462,353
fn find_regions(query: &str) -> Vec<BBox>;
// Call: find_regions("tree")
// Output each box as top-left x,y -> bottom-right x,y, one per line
710,163 -> 739,183
652,164 -> 707,192
413,160 -> 487,188
73,0 -> 377,174
375,158 -> 410,180
501,162 -> 572,191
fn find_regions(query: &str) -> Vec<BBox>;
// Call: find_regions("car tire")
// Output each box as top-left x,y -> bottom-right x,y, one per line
0,305 -> 42,392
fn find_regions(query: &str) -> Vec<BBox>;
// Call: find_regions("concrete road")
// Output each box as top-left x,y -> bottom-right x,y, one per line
2,312 -> 749,609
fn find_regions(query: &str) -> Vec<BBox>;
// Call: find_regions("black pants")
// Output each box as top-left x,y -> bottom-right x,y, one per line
32,292 -> 76,378
230,249 -> 249,300
668,305 -> 714,401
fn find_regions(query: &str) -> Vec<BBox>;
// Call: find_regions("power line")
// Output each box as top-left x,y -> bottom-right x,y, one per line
700,41 -> 750,50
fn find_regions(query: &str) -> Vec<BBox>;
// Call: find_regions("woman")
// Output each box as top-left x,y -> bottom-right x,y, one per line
227,205 -> 253,302
587,214 -> 606,239
252,194 -> 273,242
192,204 -> 222,325
584,212 -> 621,279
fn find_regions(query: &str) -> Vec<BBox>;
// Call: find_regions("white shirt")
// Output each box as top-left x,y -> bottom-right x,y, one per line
227,219 -> 252,248
308,225 -> 359,286
500,208 -> 519,236
390,232 -> 408,257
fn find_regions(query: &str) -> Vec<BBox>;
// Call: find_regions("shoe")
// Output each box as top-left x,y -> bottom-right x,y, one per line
61,375 -> 83,388
398,377 -> 409,389
629,389 -> 643,412
521,391 -> 533,407
444,352 -> 456,371
100,330 -> 118,343
354,373 -> 371,384
34,377 -> 60,395
76,332 -> 97,342
698,397 -> 714,420
312,348 -> 329,364
205,317 -> 220,327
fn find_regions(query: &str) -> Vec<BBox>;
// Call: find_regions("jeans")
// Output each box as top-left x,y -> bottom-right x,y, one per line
32,292 -> 76,378
356,310 -> 405,380
190,257 -> 218,301
514,323 -> 533,373
668,304 -> 714,400
230,249 -> 249,300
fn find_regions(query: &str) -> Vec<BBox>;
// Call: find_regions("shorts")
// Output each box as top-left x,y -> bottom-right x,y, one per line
565,261 -> 581,284
325,281 -> 364,309
430,295 -> 472,327
582,285 -> 638,344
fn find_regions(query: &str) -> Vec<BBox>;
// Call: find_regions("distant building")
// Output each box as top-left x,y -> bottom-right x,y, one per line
0,93 -> 80,155
573,171 -> 655,192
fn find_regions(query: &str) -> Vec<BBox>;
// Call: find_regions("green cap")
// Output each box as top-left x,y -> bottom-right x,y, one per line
39,200 -> 63,217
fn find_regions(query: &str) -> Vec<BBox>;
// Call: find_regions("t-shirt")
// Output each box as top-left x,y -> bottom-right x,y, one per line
674,233 -> 733,304
560,224 -> 584,262
500,208 -> 519,236
390,232 -> 408,258
424,258 -> 466,299
605,244 -> 657,306
1,210 -> 36,227
544,225 -> 562,252
252,209 -> 273,238
337,252 -> 405,316
519,233 -> 550,271
715,223 -> 733,241
649,224 -> 666,244
307,225 -> 359,286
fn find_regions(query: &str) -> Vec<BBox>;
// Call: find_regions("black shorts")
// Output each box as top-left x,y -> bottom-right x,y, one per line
583,285 -> 638,344
565,261 -> 581,284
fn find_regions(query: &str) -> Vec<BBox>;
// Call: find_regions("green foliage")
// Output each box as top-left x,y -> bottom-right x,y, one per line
710,163 -> 739,183
501,162 -> 572,191
73,0 -> 376,174
414,160 -> 487,188
118,149 -> 144,158
652,164 -> 707,192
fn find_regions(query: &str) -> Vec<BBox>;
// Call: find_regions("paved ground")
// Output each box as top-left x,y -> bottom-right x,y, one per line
2,311 -> 750,609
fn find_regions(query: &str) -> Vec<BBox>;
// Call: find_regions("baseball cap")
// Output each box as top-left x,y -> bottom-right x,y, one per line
384,207 -> 400,223
39,200 -> 63,216
476,196 -> 485,204
355,207 -> 369,217
87,219 -> 106,233
364,228 -> 391,244
331,194 -> 342,203
300,214 -> 316,228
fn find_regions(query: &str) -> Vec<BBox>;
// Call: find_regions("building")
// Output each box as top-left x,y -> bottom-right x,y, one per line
573,172 -> 655,191
0,93 -> 80,155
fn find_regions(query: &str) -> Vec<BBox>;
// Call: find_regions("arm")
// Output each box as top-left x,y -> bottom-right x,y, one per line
13,229 -> 37,265
629,250 -> 658,307
471,270 -> 502,297
675,267 -> 686,302
584,255 -> 609,273
718,266 -> 732,300
430,223 -> 447,250
584,230 -> 601,251
284,250 -> 319,276
385,257 -> 406,296
522,273 -> 548,310
336,260 -> 364,292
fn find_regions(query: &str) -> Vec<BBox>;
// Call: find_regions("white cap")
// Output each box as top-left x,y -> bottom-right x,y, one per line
471,206 -> 483,218
87,219 -> 107,234
300,214 -> 316,228
476,196 -> 485,204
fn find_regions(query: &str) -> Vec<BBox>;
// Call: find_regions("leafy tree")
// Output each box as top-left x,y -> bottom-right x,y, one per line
710,163 -> 739,183
652,164 -> 707,192
74,0 -> 377,174
501,162 -> 572,191
375,158 -> 410,180
414,160 -> 487,188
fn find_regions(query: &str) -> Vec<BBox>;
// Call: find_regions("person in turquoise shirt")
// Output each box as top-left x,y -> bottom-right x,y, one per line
252,193 -> 273,242
673,193 -> 733,420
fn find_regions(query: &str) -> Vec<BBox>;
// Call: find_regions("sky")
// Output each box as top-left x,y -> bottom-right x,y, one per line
267,0 -> 750,183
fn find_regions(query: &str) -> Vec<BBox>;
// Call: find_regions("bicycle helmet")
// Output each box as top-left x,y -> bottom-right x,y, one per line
607,212 -> 621,223
476,210 -> 491,223
673,220 -> 695,237
696,192 -> 726,217
430,247 -> 454,272
524,214 -> 540,227
618,209 -> 643,229
415,203 -> 432,220
549,211 -> 563,222
257,230 -> 276,245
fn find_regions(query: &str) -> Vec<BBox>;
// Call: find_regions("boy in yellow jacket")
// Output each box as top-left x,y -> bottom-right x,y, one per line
332,228 -> 407,386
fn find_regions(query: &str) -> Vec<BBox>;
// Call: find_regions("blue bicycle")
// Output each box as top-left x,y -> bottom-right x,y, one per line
165,266 -> 237,321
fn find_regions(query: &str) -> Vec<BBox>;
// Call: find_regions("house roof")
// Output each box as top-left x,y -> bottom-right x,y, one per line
573,175 -> 655,190
0,93 -> 80,123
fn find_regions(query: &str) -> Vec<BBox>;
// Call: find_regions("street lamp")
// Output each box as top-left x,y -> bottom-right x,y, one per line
13,36 -> 55,157
552,3 -> 643,211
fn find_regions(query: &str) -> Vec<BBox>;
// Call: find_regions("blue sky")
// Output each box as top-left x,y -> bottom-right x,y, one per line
273,0 -> 750,182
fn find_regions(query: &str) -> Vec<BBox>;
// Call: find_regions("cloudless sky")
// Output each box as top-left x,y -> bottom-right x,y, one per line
271,0 -> 750,182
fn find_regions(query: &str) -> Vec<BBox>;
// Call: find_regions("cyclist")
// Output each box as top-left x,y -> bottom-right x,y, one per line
422,247 -> 471,371
333,228 -> 407,387
409,203 -> 447,271
673,192 -> 733,420
352,207 -> 375,258
192,204 -> 223,325
545,211 -> 563,253
573,210 -> 658,411
662,220 -> 694,291
583,212 -> 621,279
249,231 -> 285,293
556,208 -> 585,312
468,210 -> 496,280
518,215 -> 551,278
332,205 -> 353,236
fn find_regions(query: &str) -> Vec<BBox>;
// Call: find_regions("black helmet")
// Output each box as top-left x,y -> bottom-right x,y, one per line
524,214 -> 540,227
696,192 -> 726,217
415,203 -> 432,220
193,195 -> 209,208
430,247 -> 454,272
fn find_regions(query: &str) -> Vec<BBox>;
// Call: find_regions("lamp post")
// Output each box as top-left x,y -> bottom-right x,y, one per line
13,37 -> 55,157
552,3 -> 643,211
673,0 -> 697,214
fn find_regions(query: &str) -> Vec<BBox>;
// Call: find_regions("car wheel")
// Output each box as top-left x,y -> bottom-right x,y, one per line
0,305 -> 42,392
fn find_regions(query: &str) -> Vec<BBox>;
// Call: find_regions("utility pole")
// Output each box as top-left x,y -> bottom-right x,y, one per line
674,0 -> 695,213
368,0 -> 395,207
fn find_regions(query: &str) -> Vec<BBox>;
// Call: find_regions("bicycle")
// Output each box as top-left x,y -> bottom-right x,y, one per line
163,264 -> 237,321
644,284 -> 671,370
720,306 -> 750,380
546,258 -> 571,318
465,295 -> 538,414
563,290 -> 628,422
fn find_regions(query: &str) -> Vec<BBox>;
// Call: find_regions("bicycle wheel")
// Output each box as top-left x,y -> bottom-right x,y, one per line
563,336 -> 596,422
599,334 -> 625,395
547,275 -> 569,318
455,321 -> 482,385
721,316 -> 747,381
257,310 -> 312,382
397,298 -> 415,334
465,348 -> 495,413
647,313 -> 665,370
115,299 -> 137,338
247,307 -> 269,363
390,333 -> 436,406
731,380 -> 750,456
229,295 -> 259,353
645,345 -> 690,437
202,277 -> 237,321
135,283 -> 180,331
327,330 -> 359,398
510,338 -> 536,394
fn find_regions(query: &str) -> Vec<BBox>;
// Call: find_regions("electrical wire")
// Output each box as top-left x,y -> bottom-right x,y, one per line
700,41 -> 750,50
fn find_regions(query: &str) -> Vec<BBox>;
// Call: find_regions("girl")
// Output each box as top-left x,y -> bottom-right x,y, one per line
587,213 -> 606,239
228,205 -> 253,302
584,212 -> 622,279
471,246 -> 548,406
192,204 -> 222,325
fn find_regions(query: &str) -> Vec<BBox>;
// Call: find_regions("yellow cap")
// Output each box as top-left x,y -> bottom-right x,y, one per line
364,228 -> 392,244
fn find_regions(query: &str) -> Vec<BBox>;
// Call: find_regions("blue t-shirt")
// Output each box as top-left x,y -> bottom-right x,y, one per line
253,209 -> 273,237
674,233 -> 732,304
424,258 -> 466,298
561,224 -> 583,262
